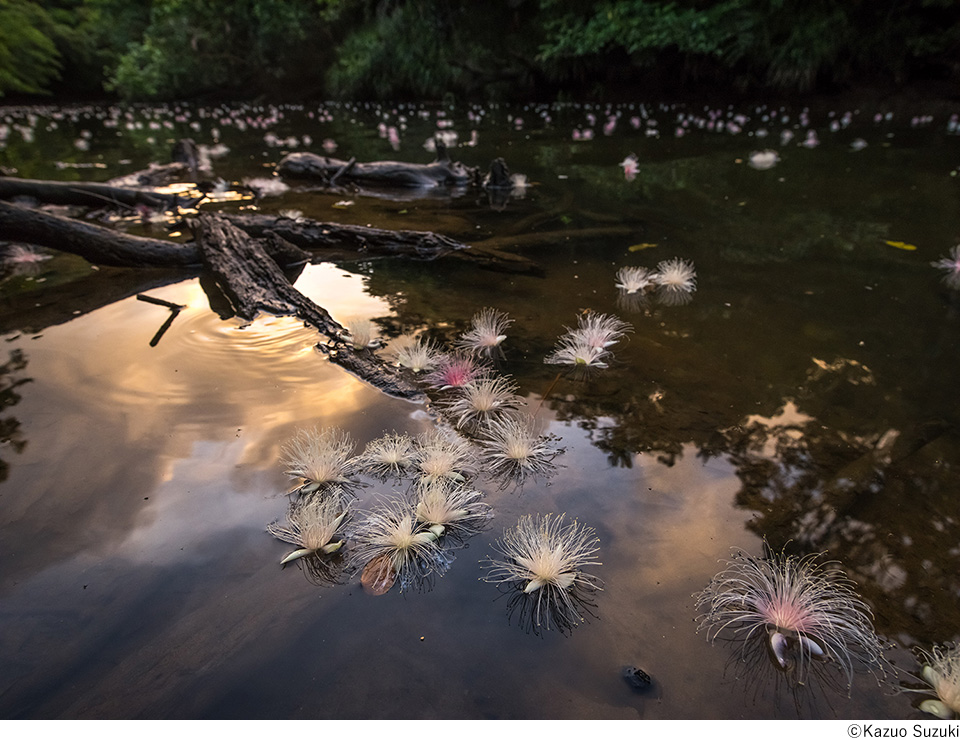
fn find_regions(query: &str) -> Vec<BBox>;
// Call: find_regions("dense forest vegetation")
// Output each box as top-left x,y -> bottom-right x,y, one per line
1,0 -> 959,102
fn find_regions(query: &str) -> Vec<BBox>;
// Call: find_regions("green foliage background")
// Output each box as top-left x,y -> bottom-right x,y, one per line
1,0 -> 958,101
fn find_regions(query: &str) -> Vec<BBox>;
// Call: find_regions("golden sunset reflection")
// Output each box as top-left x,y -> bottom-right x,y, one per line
2,264 -> 427,580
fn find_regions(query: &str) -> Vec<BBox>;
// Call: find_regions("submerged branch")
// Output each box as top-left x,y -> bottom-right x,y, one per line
473,226 -> 637,252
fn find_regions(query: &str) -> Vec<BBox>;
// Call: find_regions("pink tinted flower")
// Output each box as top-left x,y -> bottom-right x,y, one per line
424,353 -> 488,390
696,547 -> 890,689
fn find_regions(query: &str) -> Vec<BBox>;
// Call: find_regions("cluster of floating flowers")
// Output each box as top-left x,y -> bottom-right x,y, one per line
4,99 -> 959,171
264,309 -> 618,632
560,100 -> 952,147
382,308 -> 566,486
268,424 -> 493,593
269,309 -> 594,611
615,257 -> 697,310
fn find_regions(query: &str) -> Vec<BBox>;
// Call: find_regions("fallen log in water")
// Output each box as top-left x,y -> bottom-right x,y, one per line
223,213 -> 541,274
223,212 -> 468,261
192,213 -> 426,400
0,175 -> 202,211
278,147 -> 478,191
0,201 -> 432,398
0,200 -> 201,267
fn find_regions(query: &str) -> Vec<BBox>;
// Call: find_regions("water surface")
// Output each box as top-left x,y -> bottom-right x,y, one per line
2,100 -> 960,719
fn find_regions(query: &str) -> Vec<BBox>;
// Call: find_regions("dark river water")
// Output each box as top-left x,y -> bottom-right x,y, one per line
1,99 -> 959,719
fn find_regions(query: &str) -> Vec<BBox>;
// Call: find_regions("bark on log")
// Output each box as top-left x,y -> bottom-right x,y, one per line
223,212 -> 469,261
193,213 -> 426,400
0,175 -> 202,211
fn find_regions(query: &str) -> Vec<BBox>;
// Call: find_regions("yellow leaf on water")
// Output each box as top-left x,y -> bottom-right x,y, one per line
628,243 -> 658,252
885,240 -> 917,251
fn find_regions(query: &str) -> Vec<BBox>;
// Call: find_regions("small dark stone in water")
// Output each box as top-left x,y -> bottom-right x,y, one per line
621,665 -> 653,692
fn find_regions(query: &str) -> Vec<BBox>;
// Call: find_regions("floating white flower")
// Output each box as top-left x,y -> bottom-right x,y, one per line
544,333 -> 610,369
342,317 -> 379,350
932,245 -> 960,290
654,257 -> 697,294
456,308 -> 513,358
413,429 -> 478,483
391,335 -> 440,373
281,426 -> 356,494
544,312 -> 630,370
3,245 -> 51,266
615,266 -> 654,295
444,375 -> 523,430
696,547 -> 890,689
351,496 -> 448,594
748,149 -> 780,170
266,490 -> 351,563
244,177 -> 289,198
570,312 -> 632,350
413,478 -> 492,538
914,643 -> 960,719
482,513 -> 603,632
278,209 -> 304,222
478,413 -> 561,486
356,432 -> 416,479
